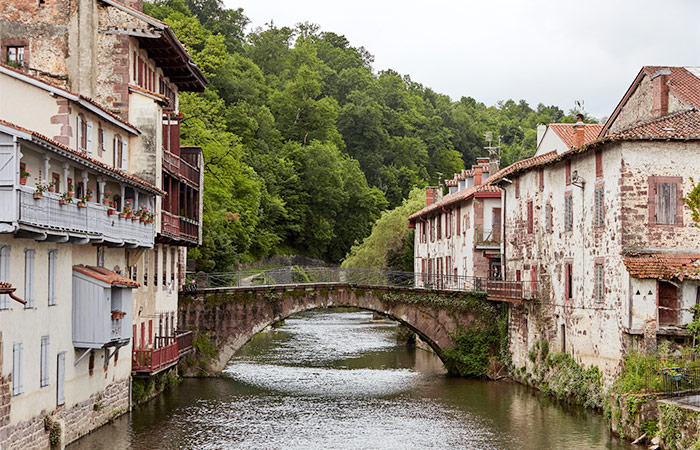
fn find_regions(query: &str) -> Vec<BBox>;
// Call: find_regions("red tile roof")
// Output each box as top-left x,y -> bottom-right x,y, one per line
483,151 -> 558,184
409,179 -> 502,220
0,119 -> 164,195
601,66 -> 700,137
624,254 -> 700,281
0,281 -> 12,290
73,265 -> 140,287
548,123 -> 605,149
0,63 -> 140,133
128,84 -> 170,105
613,109 -> 700,140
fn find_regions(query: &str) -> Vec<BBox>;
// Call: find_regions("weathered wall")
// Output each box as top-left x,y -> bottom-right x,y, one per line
179,286 -> 497,374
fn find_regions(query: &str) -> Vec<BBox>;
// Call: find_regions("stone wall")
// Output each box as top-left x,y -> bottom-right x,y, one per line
0,379 -> 129,450
179,285 -> 497,374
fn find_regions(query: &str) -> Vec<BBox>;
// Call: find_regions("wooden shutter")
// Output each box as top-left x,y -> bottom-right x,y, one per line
456,208 -> 461,235
76,116 -> 82,151
565,194 -> 572,232
48,250 -> 57,306
122,140 -> 128,171
493,207 -> 501,238
527,201 -> 533,234
595,186 -> 604,228
0,246 -> 9,309
595,264 -> 604,303
57,352 -> 65,406
113,136 -> 118,167
12,342 -> 22,396
24,249 -> 34,308
545,203 -> 552,233
86,121 -> 93,155
656,183 -> 677,225
41,336 -> 49,387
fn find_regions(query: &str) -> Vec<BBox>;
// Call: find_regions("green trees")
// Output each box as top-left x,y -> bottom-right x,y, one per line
144,0 -> 591,270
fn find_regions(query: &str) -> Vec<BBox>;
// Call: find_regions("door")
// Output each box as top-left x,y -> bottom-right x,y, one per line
57,352 -> 65,406
658,281 -> 680,326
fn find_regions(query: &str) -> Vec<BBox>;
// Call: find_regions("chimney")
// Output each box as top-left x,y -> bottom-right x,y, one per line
489,150 -> 500,176
573,114 -> 585,147
119,0 -> 143,11
474,166 -> 483,186
476,157 -> 490,165
652,68 -> 671,117
425,187 -> 441,206
536,123 -> 547,147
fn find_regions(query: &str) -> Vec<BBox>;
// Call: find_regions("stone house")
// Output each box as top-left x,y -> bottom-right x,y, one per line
493,66 -> 700,383
0,0 -> 205,447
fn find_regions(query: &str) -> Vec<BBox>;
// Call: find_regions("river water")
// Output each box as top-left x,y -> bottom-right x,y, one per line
69,308 -> 630,449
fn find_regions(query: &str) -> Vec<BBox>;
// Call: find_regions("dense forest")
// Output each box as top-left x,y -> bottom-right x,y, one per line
144,0 -> 591,271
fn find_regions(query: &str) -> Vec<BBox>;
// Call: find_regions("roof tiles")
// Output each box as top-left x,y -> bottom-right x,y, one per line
73,265 -> 140,287
624,254 -> 700,281
548,123 -> 604,149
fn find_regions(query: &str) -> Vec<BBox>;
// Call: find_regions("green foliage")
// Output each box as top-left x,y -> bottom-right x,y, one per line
193,332 -> 218,360
342,188 -> 424,270
640,419 -> 659,439
144,0 -> 591,269
132,378 -> 155,405
443,329 -> 495,377
659,404 -> 685,450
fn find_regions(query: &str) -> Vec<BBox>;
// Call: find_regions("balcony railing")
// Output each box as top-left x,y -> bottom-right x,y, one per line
163,150 -> 181,174
18,188 -> 154,247
176,331 -> 193,354
160,210 -> 199,244
132,342 -> 179,374
162,150 -> 200,187
475,227 -> 501,247
180,159 -> 200,186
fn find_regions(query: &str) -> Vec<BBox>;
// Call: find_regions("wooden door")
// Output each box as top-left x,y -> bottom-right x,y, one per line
658,281 -> 680,325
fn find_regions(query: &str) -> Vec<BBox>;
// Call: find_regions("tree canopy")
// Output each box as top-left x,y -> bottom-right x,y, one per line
144,0 -> 594,270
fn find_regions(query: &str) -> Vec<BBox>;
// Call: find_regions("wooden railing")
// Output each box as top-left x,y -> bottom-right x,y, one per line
132,341 -> 178,373
176,331 -> 193,354
180,160 -> 200,186
161,210 -> 179,236
163,150 -> 180,174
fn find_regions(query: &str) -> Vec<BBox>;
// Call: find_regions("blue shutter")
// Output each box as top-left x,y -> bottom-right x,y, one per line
57,352 -> 65,406
24,249 -> 34,308
48,250 -> 57,306
12,342 -> 22,396
41,336 -> 50,387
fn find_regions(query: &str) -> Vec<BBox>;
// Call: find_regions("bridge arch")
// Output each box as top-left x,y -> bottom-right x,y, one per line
179,284 -> 498,374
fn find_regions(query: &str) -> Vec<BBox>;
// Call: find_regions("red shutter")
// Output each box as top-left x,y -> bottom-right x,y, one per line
133,324 -> 137,347
140,322 -> 145,349
566,161 -> 572,185
595,150 -> 603,178
169,120 -> 181,156
527,201 -> 533,234
148,320 -> 153,345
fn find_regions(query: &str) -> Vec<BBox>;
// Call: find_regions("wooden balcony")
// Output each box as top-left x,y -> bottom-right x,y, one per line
162,150 -> 200,188
160,210 -> 199,245
131,331 -> 194,376
485,279 -> 539,303
17,187 -> 154,247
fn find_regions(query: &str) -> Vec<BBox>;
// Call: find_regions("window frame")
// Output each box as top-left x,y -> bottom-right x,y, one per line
648,176 -> 683,227
594,184 -> 605,228
564,192 -> 573,232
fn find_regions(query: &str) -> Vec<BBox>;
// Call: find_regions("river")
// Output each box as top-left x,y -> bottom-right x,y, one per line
68,308 -> 630,449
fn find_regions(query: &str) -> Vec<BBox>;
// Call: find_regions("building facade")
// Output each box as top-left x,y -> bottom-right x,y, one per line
495,66 -> 700,383
0,0 -> 205,447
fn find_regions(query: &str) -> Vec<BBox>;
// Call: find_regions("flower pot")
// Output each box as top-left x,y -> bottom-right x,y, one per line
77,202 -> 87,209
59,199 -> 68,206
33,192 -> 43,200
49,187 -> 55,193
86,195 -> 93,202
19,178 -> 27,185
126,212 -> 132,219
119,212 -> 127,219
67,191 -> 74,198
140,217 -> 146,223
107,209 -> 115,215
132,216 -> 138,221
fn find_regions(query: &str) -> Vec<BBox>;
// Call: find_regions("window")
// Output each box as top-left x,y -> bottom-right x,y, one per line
143,250 -> 149,287
565,161 -> 572,185
51,172 -> 60,192
594,263 -> 604,304
98,124 -> 105,157
12,342 -> 22,396
48,250 -> 57,306
651,178 -> 681,225
564,193 -> 573,232
595,150 -> 603,178
456,208 -> 461,235
171,247 -> 176,285
114,135 -> 123,169
515,177 -> 520,198
24,249 -> 34,308
527,200 -> 533,234
436,215 -> 442,240
445,211 -> 451,238
154,246 -> 159,288
594,186 -> 604,228
7,46 -> 25,66
545,202 -> 552,234
57,352 -> 65,406
77,114 -> 88,152
40,336 -> 49,387
565,262 -> 573,300
0,245 -> 9,310
538,169 -> 544,191
162,246 -> 168,289
492,207 -> 502,239
97,246 -> 104,267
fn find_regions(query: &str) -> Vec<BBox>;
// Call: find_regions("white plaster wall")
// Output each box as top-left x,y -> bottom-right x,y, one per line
0,74 -> 61,138
0,235 -> 131,425
534,127 -> 568,156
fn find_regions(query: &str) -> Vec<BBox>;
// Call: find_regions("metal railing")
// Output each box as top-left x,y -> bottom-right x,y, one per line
475,227 -> 501,246
661,367 -> 700,396
187,266 -> 537,301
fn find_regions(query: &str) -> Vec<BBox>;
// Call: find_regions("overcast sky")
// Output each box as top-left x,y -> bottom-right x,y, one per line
225,0 -> 700,119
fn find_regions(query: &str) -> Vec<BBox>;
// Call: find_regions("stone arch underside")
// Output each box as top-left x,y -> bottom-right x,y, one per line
179,286 -> 485,374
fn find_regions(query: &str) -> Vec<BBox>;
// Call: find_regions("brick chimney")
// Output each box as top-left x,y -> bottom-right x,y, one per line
489,151 -> 500,176
652,68 -> 671,117
474,166 -> 483,186
425,187 -> 440,206
573,114 -> 585,147
119,0 -> 143,11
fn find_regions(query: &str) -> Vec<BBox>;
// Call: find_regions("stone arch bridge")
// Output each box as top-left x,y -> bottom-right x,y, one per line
178,267 -> 519,374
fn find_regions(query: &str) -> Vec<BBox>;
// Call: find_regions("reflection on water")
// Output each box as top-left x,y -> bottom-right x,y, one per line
68,308 -> 629,450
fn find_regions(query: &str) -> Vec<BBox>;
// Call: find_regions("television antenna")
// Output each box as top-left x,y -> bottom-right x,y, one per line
484,132 -> 501,159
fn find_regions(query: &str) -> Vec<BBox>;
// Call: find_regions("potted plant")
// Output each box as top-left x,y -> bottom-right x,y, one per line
103,190 -> 112,205
67,182 -> 74,198
86,187 -> 94,202
59,191 -> 73,206
77,195 -> 88,208
107,200 -> 116,215
34,180 -> 50,199
19,168 -> 31,185
48,180 -> 56,193
111,310 -> 127,320
124,201 -> 133,219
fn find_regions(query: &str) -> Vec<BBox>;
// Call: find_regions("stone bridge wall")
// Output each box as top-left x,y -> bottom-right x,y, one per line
178,284 -> 500,374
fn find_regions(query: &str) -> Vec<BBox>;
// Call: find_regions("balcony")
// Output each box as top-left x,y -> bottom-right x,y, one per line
17,187 -> 154,247
485,279 -> 539,303
160,210 -> 199,245
475,226 -> 501,250
132,331 -> 193,376
163,150 -> 180,174
162,150 -> 201,188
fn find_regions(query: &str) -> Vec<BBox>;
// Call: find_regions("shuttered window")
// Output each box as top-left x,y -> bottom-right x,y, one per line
594,186 -> 604,228
48,250 -> 57,306
24,249 -> 35,308
655,182 -> 678,225
0,245 -> 9,310
57,352 -> 65,406
594,264 -> 604,304
40,336 -> 50,387
545,203 -> 552,234
527,201 -> 533,234
564,194 -> 573,232
456,208 -> 461,235
12,342 -> 22,396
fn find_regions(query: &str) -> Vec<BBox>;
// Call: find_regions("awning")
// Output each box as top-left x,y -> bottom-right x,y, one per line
72,265 -> 140,288
624,254 -> 700,281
